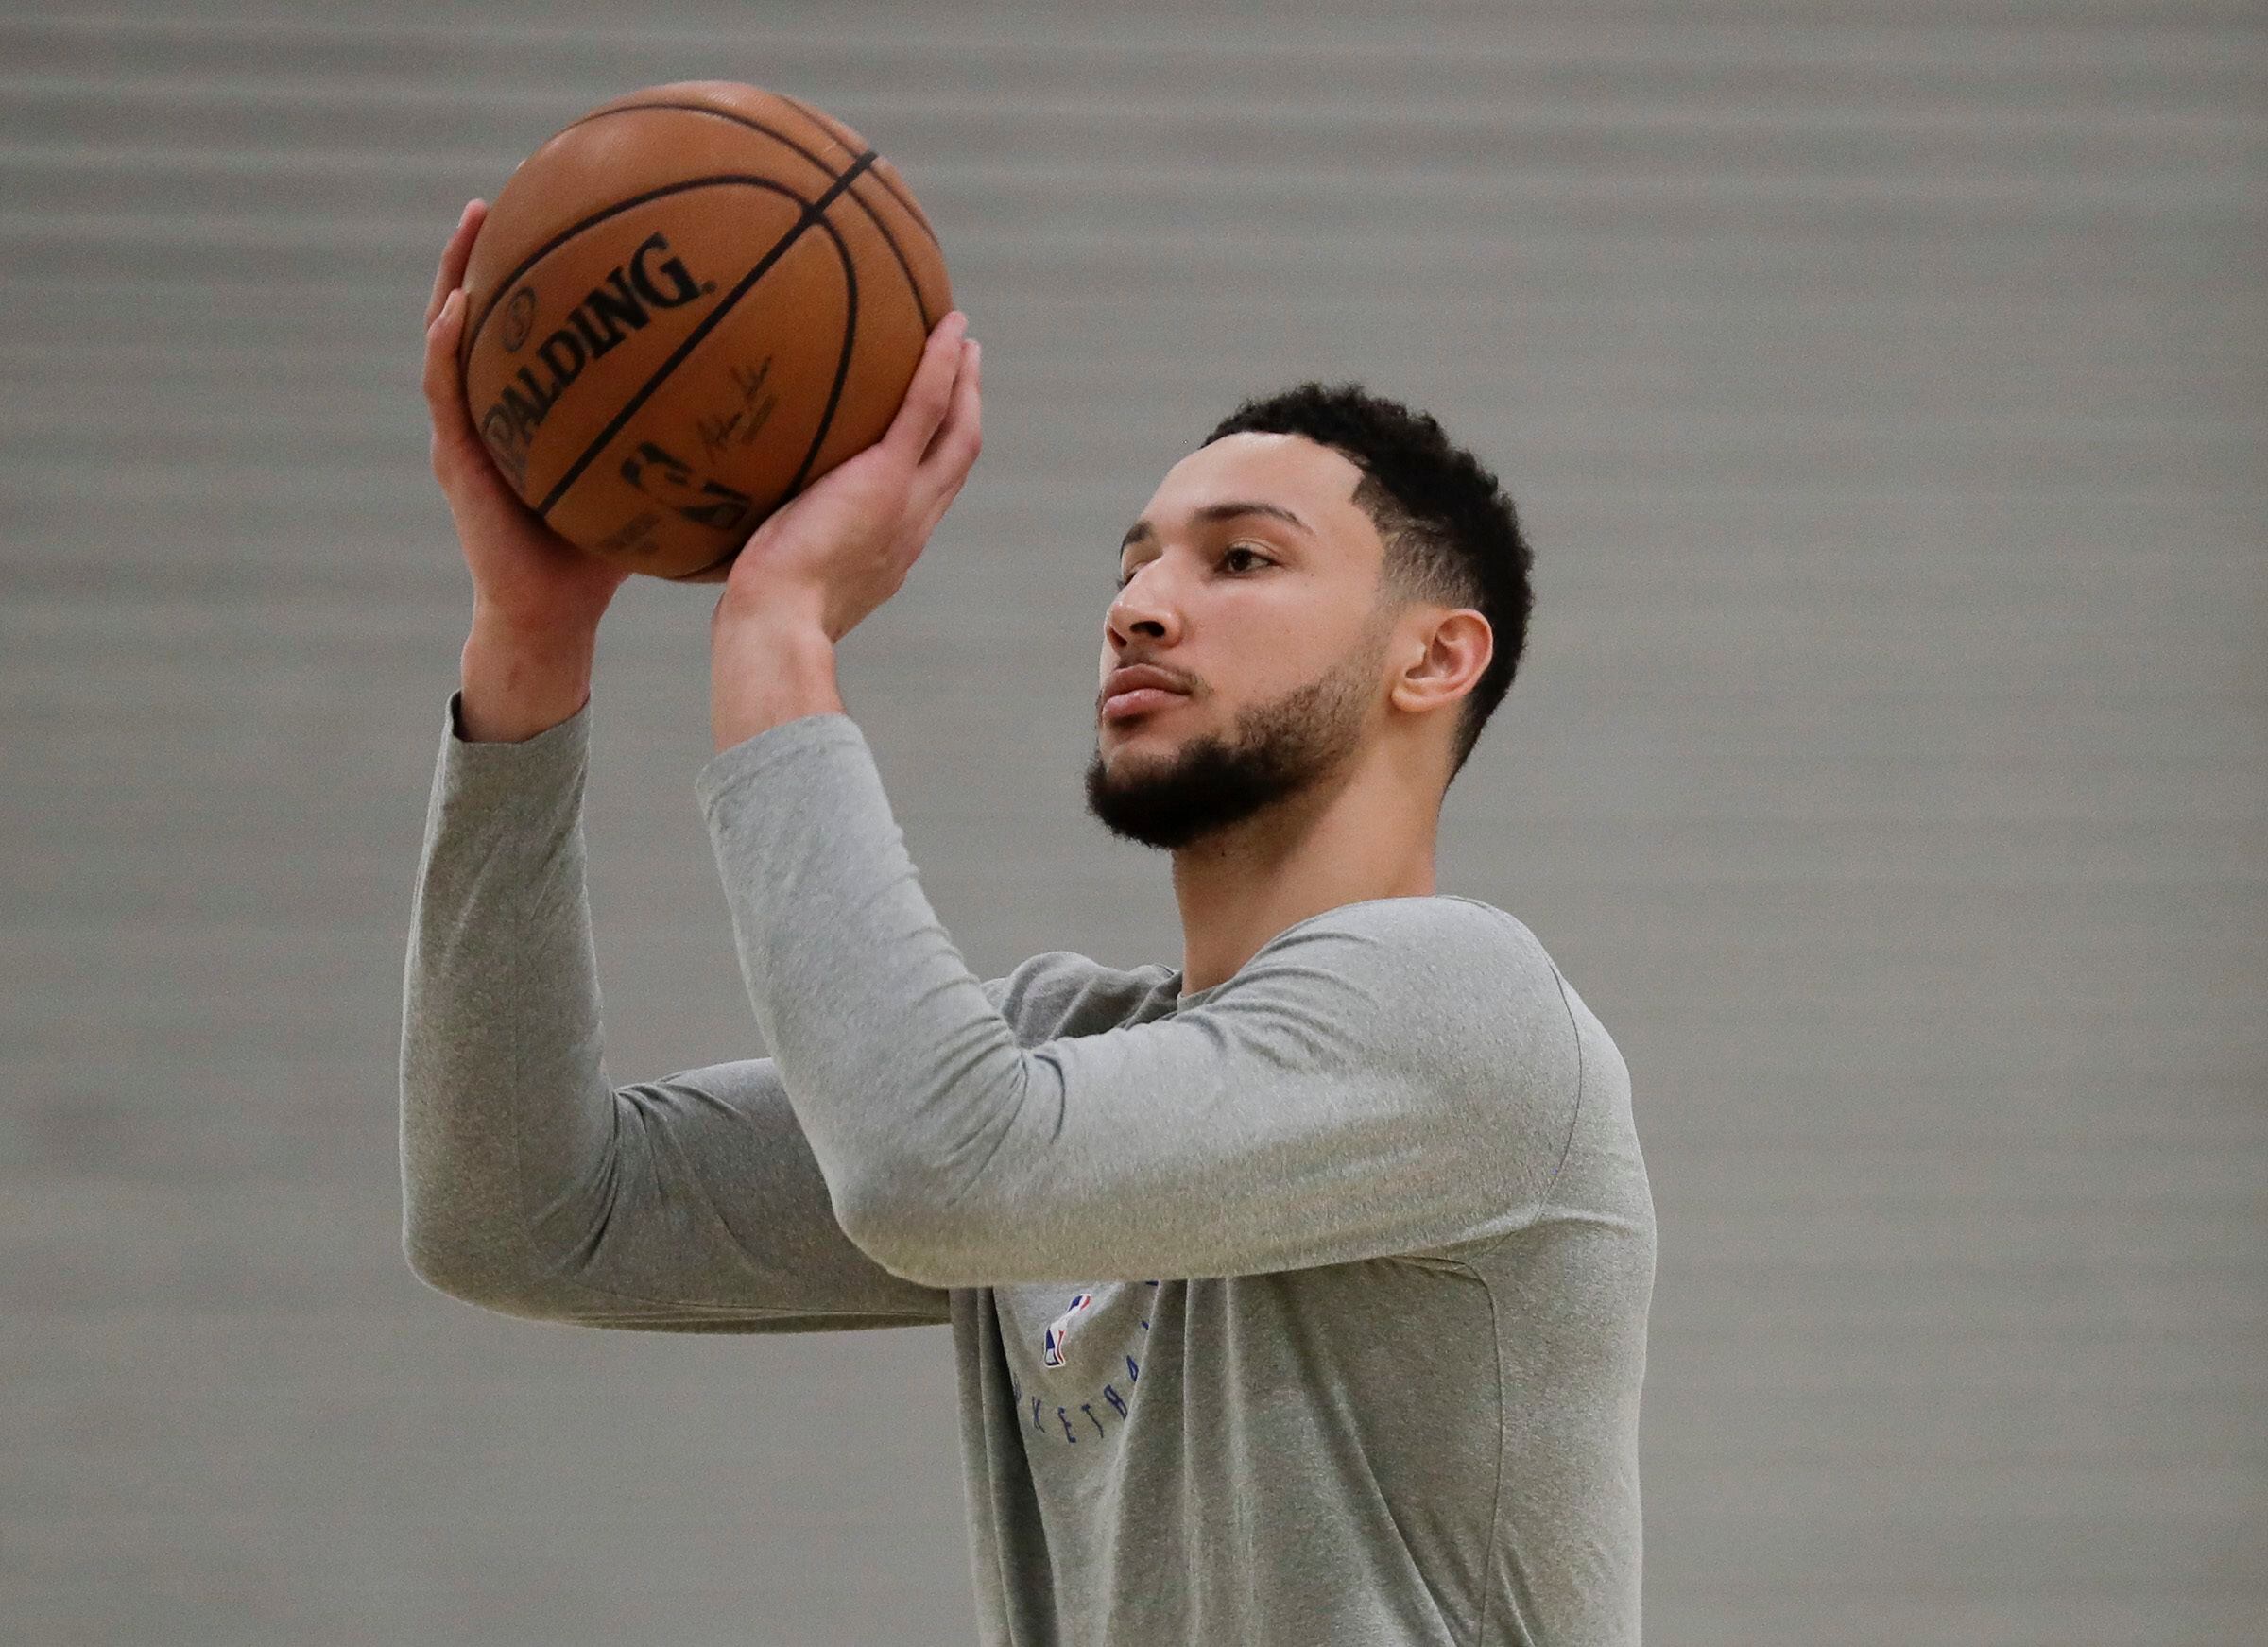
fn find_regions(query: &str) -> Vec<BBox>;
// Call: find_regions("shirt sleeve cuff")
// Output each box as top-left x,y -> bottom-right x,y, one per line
693,711 -> 866,821
437,688 -> 593,798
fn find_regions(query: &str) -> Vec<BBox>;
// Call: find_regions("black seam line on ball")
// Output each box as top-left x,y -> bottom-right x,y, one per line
850,174 -> 934,333
535,148 -> 881,522
461,174 -> 817,370
776,91 -> 944,252
864,160 -> 939,251
666,212 -> 859,583
587,97 -> 936,327
785,214 -> 861,499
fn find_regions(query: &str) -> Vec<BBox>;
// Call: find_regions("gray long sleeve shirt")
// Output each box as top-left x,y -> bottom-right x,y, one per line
400,690 -> 1655,1645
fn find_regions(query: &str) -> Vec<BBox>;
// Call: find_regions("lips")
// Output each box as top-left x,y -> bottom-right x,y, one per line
1102,664 -> 1191,722
1106,665 -> 1186,697
1102,686 -> 1186,721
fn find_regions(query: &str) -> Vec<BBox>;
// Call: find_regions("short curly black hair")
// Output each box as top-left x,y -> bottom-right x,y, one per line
1204,383 -> 1534,785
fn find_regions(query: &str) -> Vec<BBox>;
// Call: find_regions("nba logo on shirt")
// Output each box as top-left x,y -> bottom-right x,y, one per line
1042,1293 -> 1095,1367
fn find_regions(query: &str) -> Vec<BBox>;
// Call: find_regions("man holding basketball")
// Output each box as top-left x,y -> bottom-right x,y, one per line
404,201 -> 1654,1646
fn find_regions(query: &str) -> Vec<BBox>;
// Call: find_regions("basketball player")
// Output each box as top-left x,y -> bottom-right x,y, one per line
404,200 -> 1654,1645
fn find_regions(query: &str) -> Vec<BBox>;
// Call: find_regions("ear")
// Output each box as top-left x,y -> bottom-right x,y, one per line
1389,608 -> 1493,717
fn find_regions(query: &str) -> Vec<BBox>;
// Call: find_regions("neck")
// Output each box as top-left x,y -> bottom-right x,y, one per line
1170,743 -> 1443,997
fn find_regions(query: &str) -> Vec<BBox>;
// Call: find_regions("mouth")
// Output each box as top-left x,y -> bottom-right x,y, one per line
1101,687 -> 1188,723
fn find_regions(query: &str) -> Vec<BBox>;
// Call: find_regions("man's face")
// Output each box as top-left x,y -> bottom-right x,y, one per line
1083,432 -> 1397,852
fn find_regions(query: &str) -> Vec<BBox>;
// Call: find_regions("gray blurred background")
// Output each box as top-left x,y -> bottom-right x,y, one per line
4,2 -> 2261,1643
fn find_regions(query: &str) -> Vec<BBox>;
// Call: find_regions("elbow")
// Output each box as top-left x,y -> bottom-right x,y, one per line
401,1218 -> 499,1307
835,1168 -> 985,1291
402,1215 -> 563,1321
836,1061 -> 1036,1289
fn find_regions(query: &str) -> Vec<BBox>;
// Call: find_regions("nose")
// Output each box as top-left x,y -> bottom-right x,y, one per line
1106,573 -> 1180,653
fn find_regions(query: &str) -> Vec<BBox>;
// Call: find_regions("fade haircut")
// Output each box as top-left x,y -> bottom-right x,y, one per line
1204,383 -> 1534,786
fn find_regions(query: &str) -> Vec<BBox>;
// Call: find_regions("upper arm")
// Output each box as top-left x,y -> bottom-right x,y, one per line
410,1048 -> 959,1333
574,1053 -> 956,1330
846,901 -> 1585,1288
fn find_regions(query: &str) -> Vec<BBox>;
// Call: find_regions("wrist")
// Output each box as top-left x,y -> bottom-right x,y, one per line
469,597 -> 604,653
711,611 -> 844,751
458,615 -> 599,743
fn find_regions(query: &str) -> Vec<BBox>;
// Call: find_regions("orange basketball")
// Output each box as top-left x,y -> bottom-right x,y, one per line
457,81 -> 952,581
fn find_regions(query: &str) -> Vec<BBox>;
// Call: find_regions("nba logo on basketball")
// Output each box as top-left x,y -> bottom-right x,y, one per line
1041,1294 -> 1095,1367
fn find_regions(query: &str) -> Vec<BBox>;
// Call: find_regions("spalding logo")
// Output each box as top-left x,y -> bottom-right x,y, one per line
477,232 -> 715,485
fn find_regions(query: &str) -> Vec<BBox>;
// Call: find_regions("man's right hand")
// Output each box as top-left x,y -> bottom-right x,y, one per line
424,199 -> 634,740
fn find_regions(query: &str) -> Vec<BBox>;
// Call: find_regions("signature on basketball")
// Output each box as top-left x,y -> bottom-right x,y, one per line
696,358 -> 779,463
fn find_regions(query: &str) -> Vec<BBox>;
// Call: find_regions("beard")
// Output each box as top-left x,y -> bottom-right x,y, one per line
1082,624 -> 1386,852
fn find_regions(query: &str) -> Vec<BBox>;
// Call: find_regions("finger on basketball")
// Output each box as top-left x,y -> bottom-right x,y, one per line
425,199 -> 485,328
885,311 -> 970,462
921,338 -> 981,470
422,290 -> 480,461
915,339 -> 981,516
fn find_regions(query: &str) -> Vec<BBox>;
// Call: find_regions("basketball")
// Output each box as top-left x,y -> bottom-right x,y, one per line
455,81 -> 952,581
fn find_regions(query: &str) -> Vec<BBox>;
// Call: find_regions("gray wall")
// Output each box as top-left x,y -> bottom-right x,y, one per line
4,3 -> 2260,1643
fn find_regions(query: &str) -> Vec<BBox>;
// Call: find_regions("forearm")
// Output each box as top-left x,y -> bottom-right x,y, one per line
696,712 -> 1028,1264
458,607 -> 599,744
399,693 -> 621,1313
711,608 -> 844,753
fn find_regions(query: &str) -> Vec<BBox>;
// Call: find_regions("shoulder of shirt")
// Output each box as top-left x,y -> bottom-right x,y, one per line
1285,891 -> 1538,944
1261,892 -> 1555,973
1266,895 -> 1570,1018
980,895 -> 1561,1036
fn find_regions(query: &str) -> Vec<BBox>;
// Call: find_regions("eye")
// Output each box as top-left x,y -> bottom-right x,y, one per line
1113,545 -> 1273,591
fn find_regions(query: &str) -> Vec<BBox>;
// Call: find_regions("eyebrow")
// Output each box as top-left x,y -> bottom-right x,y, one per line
1118,500 -> 1314,554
